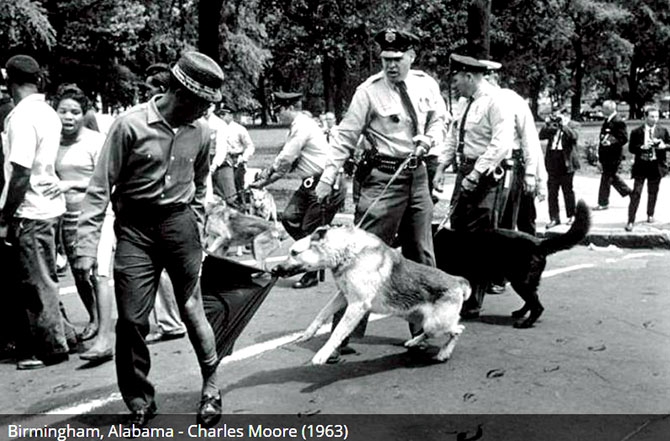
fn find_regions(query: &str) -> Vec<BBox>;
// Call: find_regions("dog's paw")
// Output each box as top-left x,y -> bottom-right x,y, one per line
311,350 -> 333,365
403,334 -> 426,348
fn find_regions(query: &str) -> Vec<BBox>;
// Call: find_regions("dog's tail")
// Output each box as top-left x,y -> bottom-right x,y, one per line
539,199 -> 591,256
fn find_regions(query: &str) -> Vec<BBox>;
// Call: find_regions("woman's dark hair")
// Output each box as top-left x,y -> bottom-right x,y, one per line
54,83 -> 90,113
146,63 -> 171,91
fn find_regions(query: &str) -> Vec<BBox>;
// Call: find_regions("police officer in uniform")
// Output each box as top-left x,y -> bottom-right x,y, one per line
433,53 -> 513,318
251,92 -> 345,289
315,29 -> 448,361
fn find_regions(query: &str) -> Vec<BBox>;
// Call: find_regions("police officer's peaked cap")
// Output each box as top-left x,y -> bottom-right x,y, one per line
171,51 -> 224,102
449,54 -> 492,74
215,104 -> 235,116
273,92 -> 303,107
374,29 -> 420,58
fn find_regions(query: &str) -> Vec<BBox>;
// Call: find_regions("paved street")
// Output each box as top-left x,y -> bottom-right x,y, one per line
2,173 -> 670,440
3,246 -> 669,418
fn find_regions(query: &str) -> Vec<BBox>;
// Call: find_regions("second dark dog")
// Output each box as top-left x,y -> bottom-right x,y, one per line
434,199 -> 591,328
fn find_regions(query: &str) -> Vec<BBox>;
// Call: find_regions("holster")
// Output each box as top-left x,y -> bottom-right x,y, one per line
354,148 -> 376,184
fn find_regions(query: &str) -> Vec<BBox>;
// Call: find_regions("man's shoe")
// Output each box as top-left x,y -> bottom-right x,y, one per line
292,273 -> 318,289
592,205 -> 609,211
17,356 -> 45,370
146,331 -> 186,345
79,348 -> 114,363
625,222 -> 634,232
648,216 -> 655,223
546,219 -> 561,229
197,391 -> 222,428
129,402 -> 157,427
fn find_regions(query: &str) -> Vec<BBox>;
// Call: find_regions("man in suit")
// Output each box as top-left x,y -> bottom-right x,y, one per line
625,105 -> 670,231
539,109 -> 580,228
595,100 -> 632,210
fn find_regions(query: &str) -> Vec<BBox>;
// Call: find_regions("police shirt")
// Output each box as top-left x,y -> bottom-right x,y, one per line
498,88 -> 541,177
320,69 -> 447,186
272,112 -> 331,179
441,79 -> 513,175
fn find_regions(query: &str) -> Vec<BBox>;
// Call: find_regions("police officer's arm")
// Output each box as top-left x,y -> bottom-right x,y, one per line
473,98 -> 514,179
239,126 -> 255,163
432,123 -> 458,192
253,123 -> 307,187
517,103 -> 541,192
75,118 -> 127,268
420,80 -> 448,153
315,88 -> 370,200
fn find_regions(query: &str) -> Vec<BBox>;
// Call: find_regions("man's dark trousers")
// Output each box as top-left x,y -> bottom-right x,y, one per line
628,176 -> 661,223
113,204 -> 211,410
598,160 -> 631,206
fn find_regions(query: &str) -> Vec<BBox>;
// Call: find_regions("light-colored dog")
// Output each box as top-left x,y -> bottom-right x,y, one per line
273,225 -> 471,365
247,188 -> 278,225
204,196 -> 282,270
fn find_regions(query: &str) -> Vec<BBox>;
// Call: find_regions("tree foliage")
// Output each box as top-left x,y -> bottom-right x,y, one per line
0,0 -> 56,53
2,0 -> 670,121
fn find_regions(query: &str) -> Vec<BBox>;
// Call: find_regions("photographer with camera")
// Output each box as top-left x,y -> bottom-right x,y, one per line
625,105 -> 670,231
539,109 -> 580,229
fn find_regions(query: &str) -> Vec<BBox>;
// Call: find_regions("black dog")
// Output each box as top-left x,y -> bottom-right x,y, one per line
434,199 -> 591,328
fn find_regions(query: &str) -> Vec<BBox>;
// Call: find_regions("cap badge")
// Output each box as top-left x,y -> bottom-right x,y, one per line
385,31 -> 396,43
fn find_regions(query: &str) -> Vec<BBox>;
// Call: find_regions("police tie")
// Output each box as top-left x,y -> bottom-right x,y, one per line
396,81 -> 418,136
457,98 -> 474,154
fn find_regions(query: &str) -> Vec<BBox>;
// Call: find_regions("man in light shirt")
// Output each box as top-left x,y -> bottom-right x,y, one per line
210,106 -> 255,206
0,55 -> 70,370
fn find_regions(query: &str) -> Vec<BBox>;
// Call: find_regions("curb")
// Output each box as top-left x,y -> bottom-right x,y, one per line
331,213 -> 670,250
538,228 -> 670,249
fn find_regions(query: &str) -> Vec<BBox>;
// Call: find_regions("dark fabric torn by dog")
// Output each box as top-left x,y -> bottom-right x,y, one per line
200,255 -> 278,360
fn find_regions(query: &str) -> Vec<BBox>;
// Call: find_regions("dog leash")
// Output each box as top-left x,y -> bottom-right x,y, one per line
355,155 -> 415,229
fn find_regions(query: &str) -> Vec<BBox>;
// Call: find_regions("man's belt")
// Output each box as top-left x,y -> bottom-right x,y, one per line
301,173 -> 322,190
373,154 -> 421,174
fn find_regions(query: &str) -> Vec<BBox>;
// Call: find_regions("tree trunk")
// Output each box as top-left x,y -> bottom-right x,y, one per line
257,74 -> 268,126
333,56 -> 347,119
627,45 -> 641,119
570,37 -> 584,121
198,0 -> 224,62
321,54 -> 332,113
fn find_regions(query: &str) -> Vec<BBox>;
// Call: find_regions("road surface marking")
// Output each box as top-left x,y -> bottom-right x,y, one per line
49,260 -> 602,415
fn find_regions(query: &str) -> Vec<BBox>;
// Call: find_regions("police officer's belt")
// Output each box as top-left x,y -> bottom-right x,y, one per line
301,173 -> 322,190
373,154 -> 421,173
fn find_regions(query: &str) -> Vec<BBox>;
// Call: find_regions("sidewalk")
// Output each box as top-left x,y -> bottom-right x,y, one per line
333,174 -> 670,249
533,175 -> 670,249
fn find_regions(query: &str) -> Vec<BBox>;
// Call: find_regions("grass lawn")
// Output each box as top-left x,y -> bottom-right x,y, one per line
244,121 -> 636,220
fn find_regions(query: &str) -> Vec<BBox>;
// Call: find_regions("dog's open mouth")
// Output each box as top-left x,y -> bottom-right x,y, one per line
271,263 -> 307,278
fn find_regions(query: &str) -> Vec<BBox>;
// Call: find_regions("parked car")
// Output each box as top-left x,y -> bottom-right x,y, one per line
580,109 -> 605,121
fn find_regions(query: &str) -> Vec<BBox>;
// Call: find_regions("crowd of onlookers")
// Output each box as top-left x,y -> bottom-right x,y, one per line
0,55 -> 256,373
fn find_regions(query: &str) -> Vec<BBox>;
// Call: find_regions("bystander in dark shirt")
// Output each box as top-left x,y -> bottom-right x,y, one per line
76,95 -> 211,258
